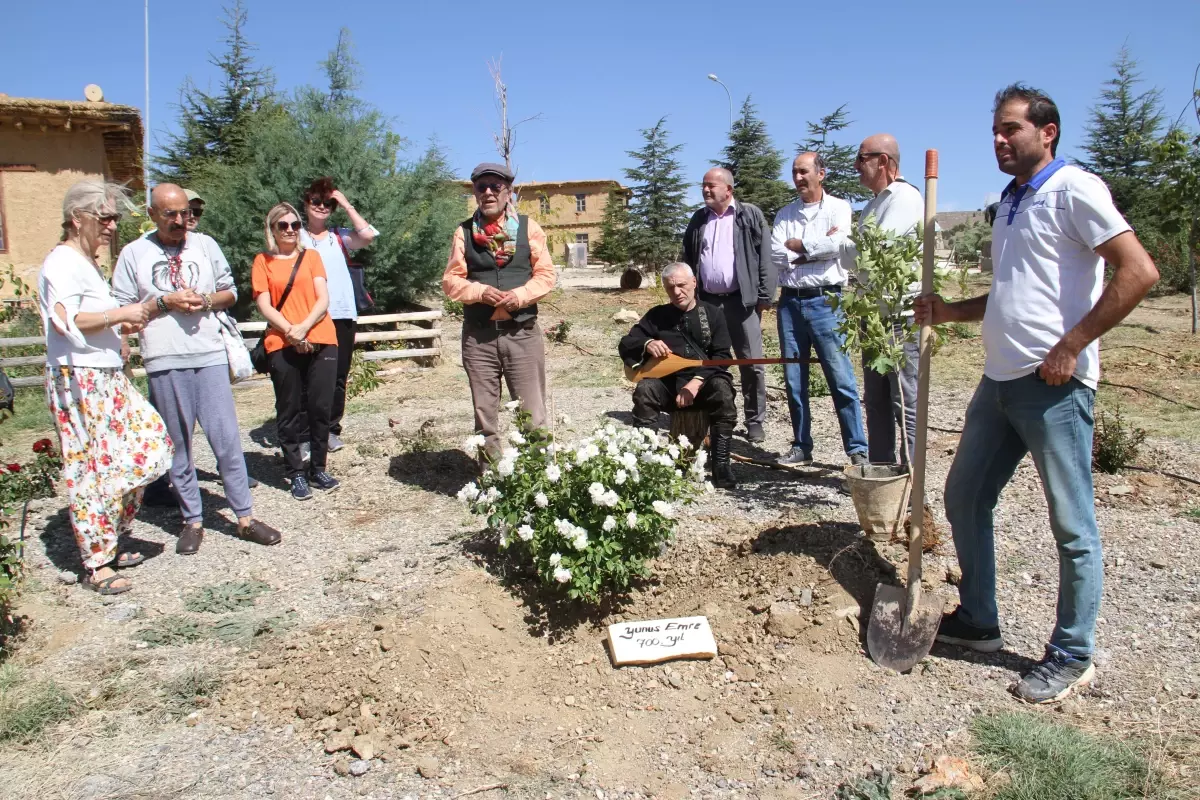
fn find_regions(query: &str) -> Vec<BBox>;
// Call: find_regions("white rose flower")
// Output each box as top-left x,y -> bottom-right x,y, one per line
497,458 -> 515,477
456,483 -> 480,503
614,469 -> 627,486
586,443 -> 600,459
549,552 -> 563,566
545,464 -> 561,482
484,486 -> 502,503
508,429 -> 526,446
463,434 -> 486,452
504,400 -> 521,411
553,566 -> 572,583
626,511 -> 638,528
603,515 -> 617,532
675,469 -> 683,478
605,424 -> 616,436
606,442 -> 619,457
518,524 -> 534,541
694,449 -> 708,469
601,490 -> 620,507
620,452 -> 638,470
652,500 -> 675,519
630,467 -> 641,483
588,482 -> 606,497
535,491 -> 549,508
575,447 -> 592,465
572,530 -> 589,550
545,442 -> 559,456
668,444 -> 680,460
677,434 -> 691,449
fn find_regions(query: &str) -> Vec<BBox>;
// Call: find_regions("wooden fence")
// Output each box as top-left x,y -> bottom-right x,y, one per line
0,309 -> 442,389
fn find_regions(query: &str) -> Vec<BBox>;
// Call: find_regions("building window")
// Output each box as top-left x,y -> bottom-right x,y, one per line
539,195 -> 550,215
575,194 -> 587,212
576,233 -> 589,245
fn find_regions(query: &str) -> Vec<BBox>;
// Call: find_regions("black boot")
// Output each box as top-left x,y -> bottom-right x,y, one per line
710,422 -> 737,489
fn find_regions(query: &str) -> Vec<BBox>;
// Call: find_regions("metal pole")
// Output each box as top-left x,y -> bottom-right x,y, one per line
707,74 -> 733,133
143,0 -> 150,203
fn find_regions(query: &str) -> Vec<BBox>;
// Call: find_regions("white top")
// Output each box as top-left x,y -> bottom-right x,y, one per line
111,231 -> 237,374
855,178 -> 925,310
38,244 -> 124,368
984,161 -> 1132,390
771,192 -> 853,289
300,226 -> 375,321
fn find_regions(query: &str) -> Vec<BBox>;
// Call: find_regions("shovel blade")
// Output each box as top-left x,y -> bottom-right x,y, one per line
866,582 -> 941,673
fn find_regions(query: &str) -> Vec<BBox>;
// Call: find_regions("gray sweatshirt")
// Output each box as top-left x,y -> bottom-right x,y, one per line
111,231 -> 238,374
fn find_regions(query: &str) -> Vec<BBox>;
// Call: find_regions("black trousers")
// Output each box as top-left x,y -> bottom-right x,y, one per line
298,319 -> 356,439
632,374 -> 737,428
269,344 -> 338,477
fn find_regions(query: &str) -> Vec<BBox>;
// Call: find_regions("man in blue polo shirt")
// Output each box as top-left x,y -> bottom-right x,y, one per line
916,84 -> 1158,703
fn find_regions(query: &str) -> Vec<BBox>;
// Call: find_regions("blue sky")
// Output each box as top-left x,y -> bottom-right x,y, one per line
7,0 -> 1199,211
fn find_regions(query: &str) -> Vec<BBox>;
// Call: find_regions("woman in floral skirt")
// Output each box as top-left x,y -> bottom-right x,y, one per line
38,180 -> 173,595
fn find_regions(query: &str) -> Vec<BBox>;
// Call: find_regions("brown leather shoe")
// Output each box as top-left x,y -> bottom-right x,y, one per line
176,523 -> 204,555
237,519 -> 282,546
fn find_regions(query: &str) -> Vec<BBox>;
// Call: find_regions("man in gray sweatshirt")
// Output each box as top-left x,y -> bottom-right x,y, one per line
112,184 -> 282,554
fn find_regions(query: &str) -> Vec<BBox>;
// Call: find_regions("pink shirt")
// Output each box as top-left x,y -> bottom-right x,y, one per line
698,201 -> 737,294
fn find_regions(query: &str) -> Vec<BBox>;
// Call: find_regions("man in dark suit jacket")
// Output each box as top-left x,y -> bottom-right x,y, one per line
681,168 -> 775,443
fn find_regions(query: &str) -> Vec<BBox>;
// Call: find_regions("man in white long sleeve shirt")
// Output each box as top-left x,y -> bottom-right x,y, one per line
855,133 -> 925,464
771,152 -> 868,466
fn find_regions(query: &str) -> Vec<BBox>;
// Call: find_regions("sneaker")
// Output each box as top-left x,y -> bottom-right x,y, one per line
291,475 -> 313,501
777,445 -> 813,466
309,470 -> 340,492
746,423 -> 765,443
849,452 -> 870,467
300,442 -> 312,463
1013,647 -> 1096,704
936,607 -> 1003,652
328,433 -> 345,453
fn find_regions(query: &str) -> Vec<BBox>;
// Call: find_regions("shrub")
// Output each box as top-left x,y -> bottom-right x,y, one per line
1092,405 -> 1147,473
346,350 -> 382,400
544,319 -> 571,344
0,439 -> 61,650
459,406 -> 707,603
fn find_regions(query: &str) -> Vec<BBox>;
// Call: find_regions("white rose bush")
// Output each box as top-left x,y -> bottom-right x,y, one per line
458,409 -> 708,603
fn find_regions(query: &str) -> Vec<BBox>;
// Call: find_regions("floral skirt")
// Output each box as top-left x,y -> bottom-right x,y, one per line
45,366 -> 173,571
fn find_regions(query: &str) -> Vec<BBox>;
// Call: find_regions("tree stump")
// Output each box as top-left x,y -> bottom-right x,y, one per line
669,409 -> 710,449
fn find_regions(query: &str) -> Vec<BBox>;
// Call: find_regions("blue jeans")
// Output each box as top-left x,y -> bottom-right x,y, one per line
776,293 -> 867,456
945,374 -> 1101,659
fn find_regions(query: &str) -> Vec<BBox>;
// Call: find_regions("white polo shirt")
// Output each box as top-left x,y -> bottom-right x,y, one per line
983,160 -> 1131,390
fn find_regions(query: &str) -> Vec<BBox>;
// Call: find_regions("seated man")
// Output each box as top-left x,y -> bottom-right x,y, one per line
619,263 -> 738,489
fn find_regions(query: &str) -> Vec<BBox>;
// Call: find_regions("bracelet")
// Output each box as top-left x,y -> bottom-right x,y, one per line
354,224 -> 370,234
102,311 -> 110,328
202,293 -> 212,312
156,296 -> 168,314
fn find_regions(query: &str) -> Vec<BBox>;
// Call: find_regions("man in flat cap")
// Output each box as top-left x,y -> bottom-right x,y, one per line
184,189 -> 205,233
443,163 -> 557,462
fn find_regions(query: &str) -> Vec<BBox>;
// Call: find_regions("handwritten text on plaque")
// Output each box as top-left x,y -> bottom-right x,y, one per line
606,615 -> 718,666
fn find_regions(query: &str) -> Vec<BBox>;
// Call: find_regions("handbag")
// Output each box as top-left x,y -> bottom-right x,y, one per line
250,251 -> 307,374
218,311 -> 254,383
335,232 -> 375,314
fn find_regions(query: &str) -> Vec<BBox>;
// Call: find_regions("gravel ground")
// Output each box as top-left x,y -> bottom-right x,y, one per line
0,300 -> 1197,799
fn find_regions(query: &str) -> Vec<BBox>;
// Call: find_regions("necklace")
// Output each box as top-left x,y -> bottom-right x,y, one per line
155,234 -> 188,289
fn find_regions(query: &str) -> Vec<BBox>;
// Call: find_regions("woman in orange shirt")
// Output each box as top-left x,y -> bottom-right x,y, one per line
251,202 -> 340,501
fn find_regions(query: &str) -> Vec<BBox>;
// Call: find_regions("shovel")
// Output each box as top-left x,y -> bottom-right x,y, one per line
866,150 -> 943,673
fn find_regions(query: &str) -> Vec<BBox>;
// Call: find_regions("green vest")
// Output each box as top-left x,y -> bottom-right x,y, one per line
462,215 -> 536,327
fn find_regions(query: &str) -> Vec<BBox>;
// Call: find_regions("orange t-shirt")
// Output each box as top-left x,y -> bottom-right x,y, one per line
251,250 -> 338,354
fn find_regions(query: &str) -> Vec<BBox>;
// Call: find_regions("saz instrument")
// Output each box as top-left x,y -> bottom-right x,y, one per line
624,353 -> 818,384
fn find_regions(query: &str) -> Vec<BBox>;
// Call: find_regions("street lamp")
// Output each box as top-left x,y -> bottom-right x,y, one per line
707,73 -> 732,133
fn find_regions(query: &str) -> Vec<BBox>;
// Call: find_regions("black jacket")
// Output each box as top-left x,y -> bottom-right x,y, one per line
681,200 -> 776,308
618,301 -> 733,389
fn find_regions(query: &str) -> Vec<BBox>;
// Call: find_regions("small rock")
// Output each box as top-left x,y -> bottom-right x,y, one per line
315,716 -> 339,732
668,673 -> 683,689
379,635 -> 396,652
734,664 -> 757,682
798,588 -> 813,607
1108,485 -> 1134,496
612,309 -> 640,324
325,730 -> 353,753
564,695 -> 576,707
766,601 -> 807,638
417,756 -> 440,779
1149,559 -> 1167,569
333,759 -> 351,777
730,711 -> 747,723
348,760 -> 370,777
913,754 -> 985,794
945,565 -> 963,586
58,571 -> 78,585
350,734 -> 375,760
105,604 -> 141,623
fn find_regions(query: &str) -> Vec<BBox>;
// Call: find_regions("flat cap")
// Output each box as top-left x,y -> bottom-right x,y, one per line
469,162 -> 515,182
184,189 -> 205,203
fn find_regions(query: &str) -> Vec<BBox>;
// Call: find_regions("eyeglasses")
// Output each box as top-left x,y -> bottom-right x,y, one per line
189,208 -> 204,219
96,213 -> 121,225
855,151 -> 886,164
474,181 -> 508,195
309,198 -> 337,210
160,208 -> 194,220
275,221 -> 303,233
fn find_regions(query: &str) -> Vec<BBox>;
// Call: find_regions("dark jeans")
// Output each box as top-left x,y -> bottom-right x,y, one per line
862,320 -> 919,465
269,344 -> 338,477
631,374 -> 737,428
329,319 -> 356,435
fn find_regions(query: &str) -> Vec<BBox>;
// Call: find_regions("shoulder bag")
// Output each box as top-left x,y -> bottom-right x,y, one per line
250,250 -> 307,374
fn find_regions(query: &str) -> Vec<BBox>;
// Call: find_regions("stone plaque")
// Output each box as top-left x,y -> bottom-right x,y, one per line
606,616 -> 718,666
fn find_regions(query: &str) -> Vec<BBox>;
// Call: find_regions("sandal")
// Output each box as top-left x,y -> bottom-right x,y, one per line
83,574 -> 132,596
115,551 -> 145,569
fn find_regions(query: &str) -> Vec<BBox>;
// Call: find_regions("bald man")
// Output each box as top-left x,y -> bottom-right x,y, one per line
681,168 -> 775,443
854,134 -> 925,465
112,184 -> 282,555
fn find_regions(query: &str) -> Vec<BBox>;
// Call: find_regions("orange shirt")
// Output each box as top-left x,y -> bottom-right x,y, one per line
251,250 -> 338,353
441,216 -> 557,320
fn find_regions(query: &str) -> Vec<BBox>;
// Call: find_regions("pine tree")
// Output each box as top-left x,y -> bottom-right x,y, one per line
715,96 -> 791,219
322,28 -> 360,110
624,118 -> 690,272
797,105 -> 870,204
1075,47 -> 1165,218
153,0 -> 275,184
593,189 -> 632,267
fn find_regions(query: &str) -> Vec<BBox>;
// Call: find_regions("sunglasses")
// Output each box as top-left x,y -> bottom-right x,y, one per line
474,181 -> 508,195
160,208 -> 193,220
96,213 -> 121,225
855,151 -> 886,164
275,220 -> 303,233
310,198 -> 338,210
190,207 -> 204,219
